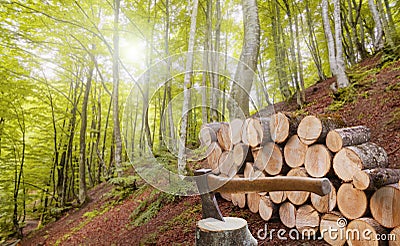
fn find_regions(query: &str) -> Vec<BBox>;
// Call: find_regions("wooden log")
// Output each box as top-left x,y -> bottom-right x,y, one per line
232,143 -> 253,168
196,217 -> 257,246
207,143 -> 222,174
247,192 -> 261,213
389,226 -> 400,246
304,144 -> 332,178
241,117 -> 271,147
326,126 -> 371,152
259,196 -> 278,221
297,115 -> 345,145
230,118 -> 244,145
218,151 -> 237,177
286,168 -> 310,205
231,175 -> 246,209
284,135 -> 308,168
217,122 -> 232,151
269,190 -> 287,204
353,168 -> 400,191
295,204 -> 320,237
311,180 -> 337,213
333,142 -> 389,182
337,183 -> 368,220
279,202 -> 296,228
241,118 -> 251,145
370,184 -> 400,228
346,218 -> 389,246
199,122 -> 222,146
253,143 -> 283,176
220,193 -> 232,201
320,212 -> 346,246
269,112 -> 303,144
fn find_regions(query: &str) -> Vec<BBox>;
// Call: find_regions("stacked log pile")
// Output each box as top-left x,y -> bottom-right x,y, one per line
200,112 -> 400,245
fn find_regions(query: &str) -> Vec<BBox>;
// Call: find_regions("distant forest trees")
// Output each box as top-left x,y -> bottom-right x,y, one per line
0,0 -> 398,239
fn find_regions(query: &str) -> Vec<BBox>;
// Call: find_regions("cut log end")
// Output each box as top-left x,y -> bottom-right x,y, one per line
370,184 -> 400,228
270,112 -> 290,143
279,202 -> 296,228
320,212 -> 346,246
337,183 -> 368,220
284,135 -> 308,168
196,217 -> 257,246
346,218 -> 389,246
297,115 -> 322,145
295,205 -> 320,237
304,144 -> 332,178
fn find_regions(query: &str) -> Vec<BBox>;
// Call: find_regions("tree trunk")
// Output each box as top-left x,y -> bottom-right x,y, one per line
370,184 -> 400,228
337,183 -> 368,220
333,0 -> 350,88
177,0 -> 199,175
326,126 -> 371,152
112,0 -> 123,177
368,0 -> 384,50
228,0 -> 260,118
78,61 -> 94,204
322,0 -> 338,76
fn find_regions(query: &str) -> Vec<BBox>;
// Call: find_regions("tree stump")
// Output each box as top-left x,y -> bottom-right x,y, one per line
196,217 -> 257,246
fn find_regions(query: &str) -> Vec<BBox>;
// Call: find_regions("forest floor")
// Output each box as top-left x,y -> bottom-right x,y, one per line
21,53 -> 400,245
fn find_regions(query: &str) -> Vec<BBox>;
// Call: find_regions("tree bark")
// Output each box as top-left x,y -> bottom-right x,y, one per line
333,0 -> 350,88
228,0 -> 260,118
322,0 -> 338,76
177,0 -> 199,175
112,0 -> 123,177
326,126 -> 371,152
368,0 -> 384,50
353,168 -> 400,191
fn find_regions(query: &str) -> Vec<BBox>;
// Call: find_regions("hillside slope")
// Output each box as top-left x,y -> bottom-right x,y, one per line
22,54 -> 400,245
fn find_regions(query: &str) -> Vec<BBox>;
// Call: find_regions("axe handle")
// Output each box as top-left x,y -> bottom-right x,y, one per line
210,175 -> 331,196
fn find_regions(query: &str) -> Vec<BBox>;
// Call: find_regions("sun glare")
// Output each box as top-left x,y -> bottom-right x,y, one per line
121,39 -> 146,65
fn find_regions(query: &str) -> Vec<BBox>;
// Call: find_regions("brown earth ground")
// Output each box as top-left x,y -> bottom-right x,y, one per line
22,54 -> 400,245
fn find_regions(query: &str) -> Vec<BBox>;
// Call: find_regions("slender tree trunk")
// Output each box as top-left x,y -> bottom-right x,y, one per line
368,0 -> 384,50
177,0 -> 199,174
211,0 -> 221,121
112,0 -> 123,177
322,0 -> 338,76
334,0 -> 350,88
294,9 -> 305,103
229,0 -> 260,117
376,0 -> 394,48
79,61 -> 93,204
